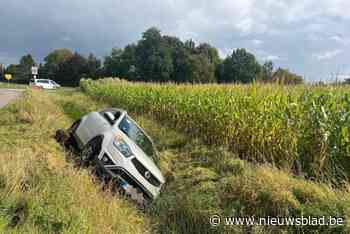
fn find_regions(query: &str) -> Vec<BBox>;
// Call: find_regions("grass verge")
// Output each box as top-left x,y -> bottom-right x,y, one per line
0,89 -> 149,233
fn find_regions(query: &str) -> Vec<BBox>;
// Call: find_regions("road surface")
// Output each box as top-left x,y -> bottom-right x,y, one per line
0,89 -> 23,108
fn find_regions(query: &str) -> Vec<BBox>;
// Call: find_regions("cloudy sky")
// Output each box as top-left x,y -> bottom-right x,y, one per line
1,0 -> 350,82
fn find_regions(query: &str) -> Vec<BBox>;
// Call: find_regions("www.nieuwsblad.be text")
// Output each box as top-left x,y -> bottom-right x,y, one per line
209,215 -> 344,227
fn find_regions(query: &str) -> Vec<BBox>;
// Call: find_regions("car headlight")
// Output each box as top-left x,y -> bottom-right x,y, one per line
113,136 -> 133,157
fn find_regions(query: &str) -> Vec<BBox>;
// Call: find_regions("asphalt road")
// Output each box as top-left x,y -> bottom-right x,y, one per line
0,89 -> 23,108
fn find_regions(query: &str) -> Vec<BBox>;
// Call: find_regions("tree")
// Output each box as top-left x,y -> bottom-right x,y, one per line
272,68 -> 304,85
343,78 -> 350,85
183,53 -> 216,83
56,53 -> 88,86
5,54 -> 36,83
44,48 -> 73,65
259,61 -> 274,82
104,45 -> 137,80
19,54 -> 35,68
215,62 -> 225,82
5,64 -> 19,77
184,39 -> 196,51
104,48 -> 123,77
162,35 -> 187,82
135,27 -> 174,82
219,49 -> 261,83
86,53 -> 101,79
43,49 -> 73,80
0,64 -> 4,80
121,44 -> 138,80
17,54 -> 36,82
196,43 -> 221,66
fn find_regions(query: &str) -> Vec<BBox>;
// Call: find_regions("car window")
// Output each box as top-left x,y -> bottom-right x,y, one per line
118,116 -> 156,160
38,80 -> 49,84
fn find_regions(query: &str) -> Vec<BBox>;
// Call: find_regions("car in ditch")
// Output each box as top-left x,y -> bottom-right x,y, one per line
56,108 -> 165,207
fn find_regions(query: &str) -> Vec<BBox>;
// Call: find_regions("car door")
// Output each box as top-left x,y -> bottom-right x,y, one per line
39,80 -> 49,89
49,81 -> 55,89
38,81 -> 45,89
50,80 -> 59,88
78,112 -> 111,145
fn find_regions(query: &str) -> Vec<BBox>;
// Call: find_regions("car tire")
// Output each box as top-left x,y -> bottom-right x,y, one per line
54,129 -> 67,144
80,137 -> 102,167
65,120 -> 81,149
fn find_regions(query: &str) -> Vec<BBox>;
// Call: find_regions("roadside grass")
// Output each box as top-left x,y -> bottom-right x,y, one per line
0,89 -> 149,233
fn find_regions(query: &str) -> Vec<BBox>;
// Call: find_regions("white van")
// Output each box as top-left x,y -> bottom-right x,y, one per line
29,79 -> 61,89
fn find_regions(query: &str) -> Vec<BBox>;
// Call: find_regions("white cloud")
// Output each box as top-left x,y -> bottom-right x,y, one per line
235,18 -> 254,34
251,39 -> 264,46
330,35 -> 350,45
251,49 -> 282,61
312,49 -> 343,60
265,55 -> 281,61
61,36 -> 72,42
218,48 -> 238,59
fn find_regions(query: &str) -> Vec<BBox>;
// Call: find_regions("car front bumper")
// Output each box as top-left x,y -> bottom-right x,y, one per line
94,150 -> 158,200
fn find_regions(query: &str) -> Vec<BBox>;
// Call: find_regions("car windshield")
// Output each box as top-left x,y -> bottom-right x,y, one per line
118,116 -> 156,160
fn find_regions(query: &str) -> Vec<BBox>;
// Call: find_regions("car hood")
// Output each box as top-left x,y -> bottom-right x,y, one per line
123,136 -> 165,184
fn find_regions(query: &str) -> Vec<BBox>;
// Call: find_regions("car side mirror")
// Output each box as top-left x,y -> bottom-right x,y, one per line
104,112 -> 115,124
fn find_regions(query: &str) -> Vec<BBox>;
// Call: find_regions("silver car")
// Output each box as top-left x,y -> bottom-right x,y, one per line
59,108 -> 165,206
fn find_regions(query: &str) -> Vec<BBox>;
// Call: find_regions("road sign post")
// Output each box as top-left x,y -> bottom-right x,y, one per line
4,74 -> 12,87
31,66 -> 38,79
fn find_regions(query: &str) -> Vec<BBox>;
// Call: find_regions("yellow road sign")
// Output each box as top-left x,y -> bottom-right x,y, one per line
4,74 -> 12,81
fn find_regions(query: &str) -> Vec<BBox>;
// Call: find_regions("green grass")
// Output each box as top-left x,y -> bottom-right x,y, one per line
0,90 -> 149,233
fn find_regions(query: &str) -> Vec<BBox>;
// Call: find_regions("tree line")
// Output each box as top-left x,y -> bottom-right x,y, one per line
0,27 -> 304,86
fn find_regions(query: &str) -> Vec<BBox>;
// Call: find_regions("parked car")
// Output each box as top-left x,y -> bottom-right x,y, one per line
55,108 -> 165,207
29,79 -> 61,89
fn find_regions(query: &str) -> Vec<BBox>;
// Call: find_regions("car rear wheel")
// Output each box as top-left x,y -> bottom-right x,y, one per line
80,137 -> 102,167
65,120 -> 81,149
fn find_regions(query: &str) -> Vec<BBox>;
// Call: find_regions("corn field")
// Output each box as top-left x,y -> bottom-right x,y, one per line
81,79 -> 350,183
